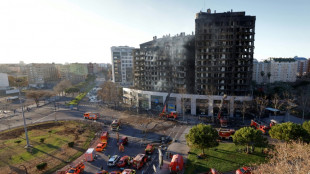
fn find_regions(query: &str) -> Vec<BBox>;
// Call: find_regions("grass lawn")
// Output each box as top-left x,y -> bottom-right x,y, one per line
0,121 -> 98,174
185,143 -> 267,173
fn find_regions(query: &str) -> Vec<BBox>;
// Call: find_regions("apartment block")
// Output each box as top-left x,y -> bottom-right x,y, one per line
195,9 -> 256,96
269,58 -> 297,83
294,56 -> 308,76
111,46 -> 135,87
133,33 -> 195,93
253,58 -> 298,83
252,59 -> 270,84
27,63 -> 59,88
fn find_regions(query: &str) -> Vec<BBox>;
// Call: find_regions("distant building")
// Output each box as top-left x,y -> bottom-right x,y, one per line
56,64 -> 70,81
294,56 -> 308,76
0,73 -> 9,90
87,63 -> 94,74
269,58 -> 297,83
252,59 -> 270,84
111,46 -> 135,87
308,58 -> 310,73
68,63 -> 88,84
26,63 -> 59,88
195,9 -> 256,96
253,58 -> 298,84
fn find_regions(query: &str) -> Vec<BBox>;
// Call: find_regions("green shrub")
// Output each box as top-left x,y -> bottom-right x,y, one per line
68,142 -> 74,147
40,138 -> 45,143
36,162 -> 47,170
14,140 -> 22,144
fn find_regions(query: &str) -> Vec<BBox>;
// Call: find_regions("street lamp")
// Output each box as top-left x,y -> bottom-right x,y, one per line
16,78 -> 30,148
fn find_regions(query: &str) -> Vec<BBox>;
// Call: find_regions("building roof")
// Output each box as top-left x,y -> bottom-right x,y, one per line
294,56 -> 307,61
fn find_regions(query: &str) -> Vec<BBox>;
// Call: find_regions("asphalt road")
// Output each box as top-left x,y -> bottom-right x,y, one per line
0,97 -> 188,174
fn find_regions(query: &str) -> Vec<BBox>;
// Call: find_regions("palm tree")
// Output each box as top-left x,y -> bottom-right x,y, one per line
260,71 -> 265,83
267,72 -> 271,83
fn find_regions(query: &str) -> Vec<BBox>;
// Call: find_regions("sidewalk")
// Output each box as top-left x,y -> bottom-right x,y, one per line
158,126 -> 190,174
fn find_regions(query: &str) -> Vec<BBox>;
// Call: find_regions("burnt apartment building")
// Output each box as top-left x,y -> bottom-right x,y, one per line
195,9 -> 256,96
133,33 -> 195,93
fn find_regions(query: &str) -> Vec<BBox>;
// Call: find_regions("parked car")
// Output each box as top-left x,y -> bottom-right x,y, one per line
117,156 -> 131,168
107,155 -> 120,167
236,167 -> 252,174
119,136 -> 128,145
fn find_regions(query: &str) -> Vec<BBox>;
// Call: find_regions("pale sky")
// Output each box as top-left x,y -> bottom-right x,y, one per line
0,0 -> 309,64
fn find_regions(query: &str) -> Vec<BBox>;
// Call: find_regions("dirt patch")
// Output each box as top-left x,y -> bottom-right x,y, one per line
0,122 -> 64,140
0,121 -> 99,174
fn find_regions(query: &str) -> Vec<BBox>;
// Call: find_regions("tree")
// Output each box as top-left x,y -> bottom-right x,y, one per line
260,71 -> 265,83
271,94 -> 283,117
269,122 -> 308,143
298,85 -> 310,121
53,80 -> 72,96
302,120 -> 310,135
97,82 -> 122,107
25,90 -> 53,107
232,127 -> 268,154
185,124 -> 219,155
241,101 -> 250,124
283,92 -> 296,122
253,142 -> 310,173
255,96 -> 268,120
267,72 -> 271,83
65,87 -> 80,97
8,76 -> 28,87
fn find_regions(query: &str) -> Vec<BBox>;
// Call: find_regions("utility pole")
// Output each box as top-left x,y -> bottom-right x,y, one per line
17,78 -> 30,148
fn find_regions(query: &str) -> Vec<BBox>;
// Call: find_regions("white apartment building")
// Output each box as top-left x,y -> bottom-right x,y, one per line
253,58 -> 298,84
253,59 -> 270,84
269,58 -> 297,83
0,73 -> 9,89
111,46 -> 135,87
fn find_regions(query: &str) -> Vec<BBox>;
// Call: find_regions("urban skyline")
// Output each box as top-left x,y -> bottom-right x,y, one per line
0,0 -> 309,64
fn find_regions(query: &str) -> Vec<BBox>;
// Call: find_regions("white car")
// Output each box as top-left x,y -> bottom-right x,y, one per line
107,155 -> 120,167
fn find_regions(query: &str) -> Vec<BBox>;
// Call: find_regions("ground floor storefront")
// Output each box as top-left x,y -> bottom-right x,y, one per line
123,88 -> 252,117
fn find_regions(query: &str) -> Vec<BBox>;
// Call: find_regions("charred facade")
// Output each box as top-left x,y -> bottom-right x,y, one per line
195,10 -> 256,96
133,33 -> 195,93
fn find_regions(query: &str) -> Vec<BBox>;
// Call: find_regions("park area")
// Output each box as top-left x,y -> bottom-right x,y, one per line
185,143 -> 267,173
0,121 -> 98,174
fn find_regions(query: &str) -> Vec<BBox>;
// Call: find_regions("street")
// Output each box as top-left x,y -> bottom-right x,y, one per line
0,95 -> 190,174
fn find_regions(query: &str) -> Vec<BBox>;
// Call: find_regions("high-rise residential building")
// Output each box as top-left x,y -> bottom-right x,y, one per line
133,33 -> 195,93
294,56 -> 308,76
252,59 -> 270,84
195,9 -> 256,96
253,58 -> 298,83
111,46 -> 135,87
269,58 -> 297,83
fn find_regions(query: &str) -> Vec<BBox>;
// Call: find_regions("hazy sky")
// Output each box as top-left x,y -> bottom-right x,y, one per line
0,0 -> 309,64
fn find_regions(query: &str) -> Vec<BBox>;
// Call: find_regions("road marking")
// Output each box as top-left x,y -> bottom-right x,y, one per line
33,112 -> 55,123
174,125 -> 184,140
